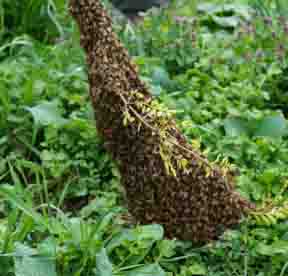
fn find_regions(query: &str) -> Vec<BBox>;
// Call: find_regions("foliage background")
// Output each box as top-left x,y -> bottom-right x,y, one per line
0,0 -> 288,275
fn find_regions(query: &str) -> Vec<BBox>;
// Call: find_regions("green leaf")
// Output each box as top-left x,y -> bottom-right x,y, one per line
266,63 -> 282,77
198,3 -> 251,20
151,67 -> 170,87
94,248 -> 113,276
0,185 -> 48,229
14,245 -> 57,276
188,263 -> 207,275
151,85 -> 162,96
106,224 -> 164,253
93,211 -> 118,241
211,15 -> 240,28
15,243 -> 37,257
25,101 -> 67,126
256,241 -> 288,256
254,114 -> 287,137
134,224 -> 164,241
123,263 -> 165,276
158,240 -> 176,258
15,257 -> 57,276
69,218 -> 83,245
198,3 -> 217,14
224,117 -> 249,136
258,168 -> 278,186
38,237 -> 57,258
174,0 -> 197,16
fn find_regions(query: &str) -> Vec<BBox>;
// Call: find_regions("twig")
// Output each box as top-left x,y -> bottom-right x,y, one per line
117,92 -> 212,169
117,91 -> 234,191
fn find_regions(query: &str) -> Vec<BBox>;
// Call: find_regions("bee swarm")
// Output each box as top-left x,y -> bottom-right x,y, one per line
69,0 -> 254,242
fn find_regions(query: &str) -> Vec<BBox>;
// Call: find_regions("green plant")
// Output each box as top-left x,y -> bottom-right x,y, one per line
249,0 -> 288,17
0,0 -> 288,275
0,0 -> 66,43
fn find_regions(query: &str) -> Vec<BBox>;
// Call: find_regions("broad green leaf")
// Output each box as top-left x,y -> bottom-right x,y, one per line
69,218 -> 83,245
258,168 -> 278,186
151,67 -> 170,87
255,243 -> 272,256
198,3 -> 251,20
25,101 -> 67,126
15,243 -> 37,257
256,241 -> 288,256
151,85 -> 162,96
14,244 -> 56,276
250,182 -> 265,201
188,263 -> 207,275
174,0 -> 197,16
135,224 -> 164,241
105,229 -> 132,253
106,224 -> 164,253
254,114 -> 287,137
198,3 -> 217,14
158,240 -> 176,258
230,4 -> 251,20
266,63 -> 282,77
14,256 -> 57,276
123,263 -> 165,276
38,237 -> 57,258
224,117 -> 249,136
211,15 -> 240,28
93,211 -> 118,240
271,241 -> 288,255
94,248 -> 113,276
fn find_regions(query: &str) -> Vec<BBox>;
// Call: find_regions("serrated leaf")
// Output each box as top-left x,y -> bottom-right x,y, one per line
25,101 -> 67,126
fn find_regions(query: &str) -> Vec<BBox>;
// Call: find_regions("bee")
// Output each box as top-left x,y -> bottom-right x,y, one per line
69,0 -> 254,243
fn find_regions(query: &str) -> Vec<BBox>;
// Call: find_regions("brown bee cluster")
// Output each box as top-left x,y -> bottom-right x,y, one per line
69,0 -> 254,242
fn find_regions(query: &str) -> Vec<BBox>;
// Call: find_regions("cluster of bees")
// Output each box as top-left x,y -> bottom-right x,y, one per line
69,0 -> 254,242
